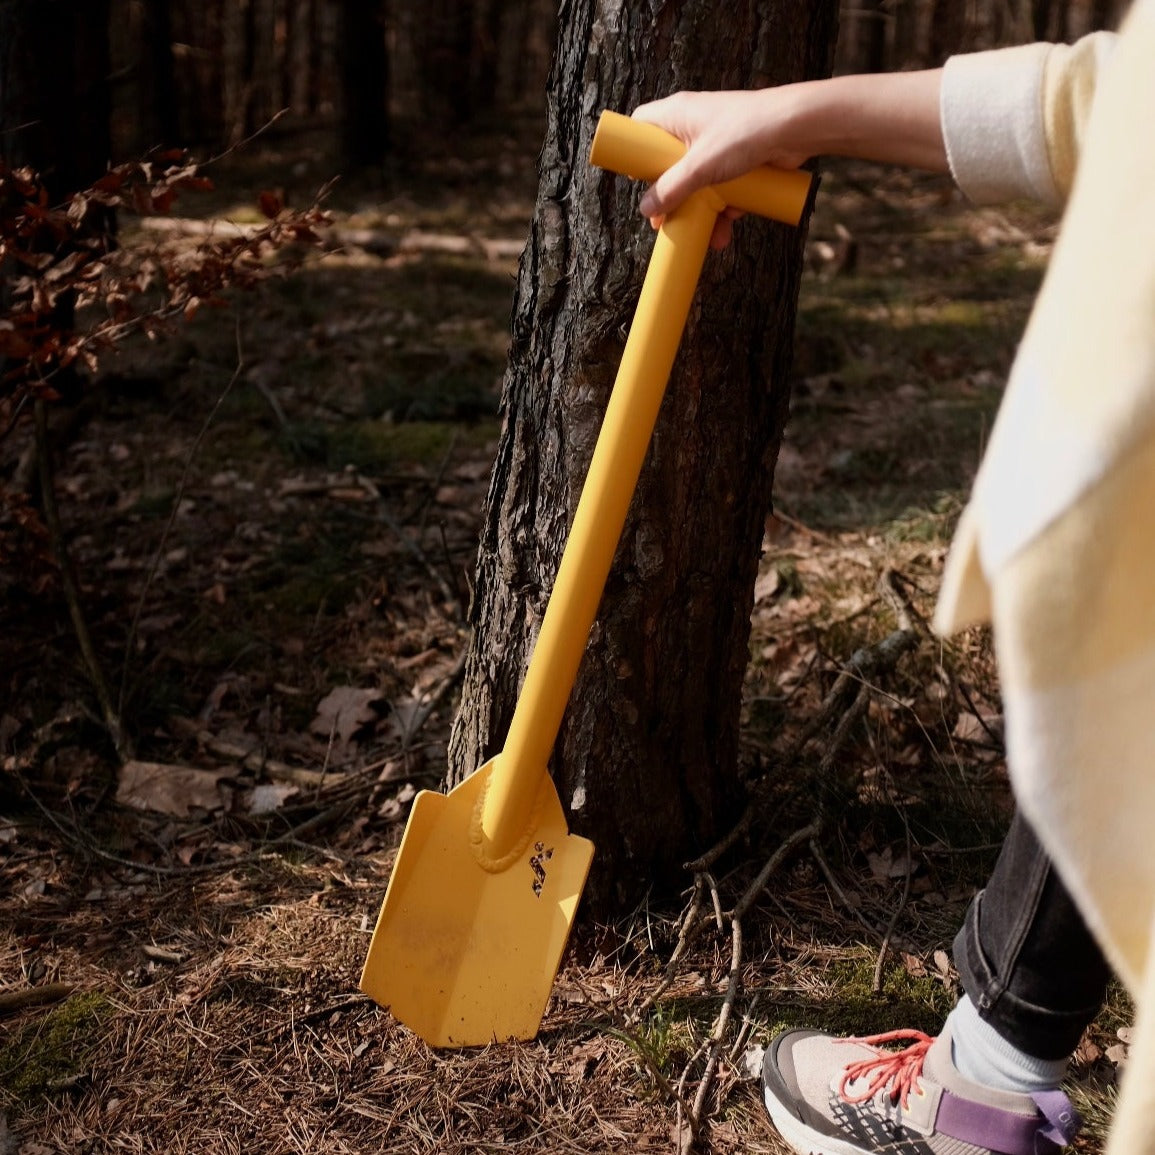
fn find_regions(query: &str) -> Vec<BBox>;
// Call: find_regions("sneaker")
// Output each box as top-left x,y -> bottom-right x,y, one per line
761,1025 -> 1081,1155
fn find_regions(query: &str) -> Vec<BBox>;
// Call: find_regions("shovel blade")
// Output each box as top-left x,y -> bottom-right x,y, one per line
360,760 -> 594,1047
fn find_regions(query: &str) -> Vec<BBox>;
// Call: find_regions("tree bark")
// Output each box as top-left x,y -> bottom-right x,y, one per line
1031,0 -> 1055,39
929,0 -> 968,64
448,0 -> 838,914
144,0 -> 180,148
1090,0 -> 1123,31
892,0 -> 920,70
0,0 -> 112,397
340,0 -> 390,167
862,0 -> 890,73
0,0 -> 111,190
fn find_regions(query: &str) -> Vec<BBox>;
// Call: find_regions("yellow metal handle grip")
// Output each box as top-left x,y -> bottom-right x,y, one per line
589,109 -> 812,225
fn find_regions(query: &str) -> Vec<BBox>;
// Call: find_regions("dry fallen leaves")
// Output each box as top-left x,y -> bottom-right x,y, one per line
115,760 -> 233,817
309,686 -> 385,750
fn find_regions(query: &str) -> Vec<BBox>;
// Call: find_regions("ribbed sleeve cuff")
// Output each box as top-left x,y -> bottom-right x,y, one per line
940,42 -> 1058,207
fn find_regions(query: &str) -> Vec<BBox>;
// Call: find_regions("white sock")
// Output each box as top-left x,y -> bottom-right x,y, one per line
946,995 -> 1069,1094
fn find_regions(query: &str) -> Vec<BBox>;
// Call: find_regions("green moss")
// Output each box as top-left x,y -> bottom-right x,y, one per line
0,991 -> 111,1106
260,571 -> 357,618
884,493 -> 964,544
190,626 -> 261,668
132,489 -> 177,519
761,948 -> 956,1042
323,416 -> 499,472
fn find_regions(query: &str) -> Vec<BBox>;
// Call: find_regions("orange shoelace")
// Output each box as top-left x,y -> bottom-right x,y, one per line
838,1029 -> 934,1109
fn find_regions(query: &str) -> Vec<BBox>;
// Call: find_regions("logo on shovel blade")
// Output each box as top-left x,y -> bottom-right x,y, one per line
530,841 -> 554,897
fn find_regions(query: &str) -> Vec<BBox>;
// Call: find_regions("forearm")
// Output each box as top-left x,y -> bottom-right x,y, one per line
777,70 -> 947,172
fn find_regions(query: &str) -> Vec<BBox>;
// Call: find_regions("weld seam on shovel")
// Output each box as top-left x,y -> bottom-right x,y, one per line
469,772 -> 547,872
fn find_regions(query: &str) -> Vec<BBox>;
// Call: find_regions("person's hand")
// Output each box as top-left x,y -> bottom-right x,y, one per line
631,72 -> 946,248
631,89 -> 810,249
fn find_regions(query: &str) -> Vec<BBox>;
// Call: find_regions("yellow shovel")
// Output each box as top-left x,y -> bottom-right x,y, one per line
359,110 -> 812,1048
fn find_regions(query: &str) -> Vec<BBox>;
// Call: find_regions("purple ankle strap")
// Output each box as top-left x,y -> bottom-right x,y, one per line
1032,1090 -> 1082,1151
935,1088 -> 1080,1154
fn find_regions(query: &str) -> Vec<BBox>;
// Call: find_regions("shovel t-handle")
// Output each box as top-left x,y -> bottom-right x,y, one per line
475,111 -> 813,866
589,110 -> 813,225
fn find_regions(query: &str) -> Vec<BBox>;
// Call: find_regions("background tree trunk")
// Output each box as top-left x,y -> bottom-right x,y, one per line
1089,0 -> 1125,29
862,0 -> 890,72
143,0 -> 181,149
448,0 -> 838,914
340,0 -> 390,167
0,0 -> 112,396
929,0 -> 968,63
0,0 -> 112,189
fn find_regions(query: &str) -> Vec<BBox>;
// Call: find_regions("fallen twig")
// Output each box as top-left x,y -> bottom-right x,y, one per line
0,982 -> 75,1015
688,917 -> 743,1126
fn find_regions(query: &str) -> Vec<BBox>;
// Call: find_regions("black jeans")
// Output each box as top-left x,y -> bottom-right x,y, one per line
952,811 -> 1112,1061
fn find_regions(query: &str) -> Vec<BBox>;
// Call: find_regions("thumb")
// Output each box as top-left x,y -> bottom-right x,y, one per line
638,153 -> 704,220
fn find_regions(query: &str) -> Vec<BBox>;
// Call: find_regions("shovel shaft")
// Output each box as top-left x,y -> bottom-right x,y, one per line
478,189 -> 722,863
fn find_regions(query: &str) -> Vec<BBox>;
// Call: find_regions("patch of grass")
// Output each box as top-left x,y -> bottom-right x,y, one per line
1095,979 -> 1135,1040
0,992 -> 112,1107
1067,1078 -> 1118,1151
361,362 -> 501,424
618,1003 -> 701,1078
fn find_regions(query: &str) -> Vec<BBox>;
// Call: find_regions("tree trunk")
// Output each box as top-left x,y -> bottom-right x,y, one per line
448,0 -> 838,914
222,0 -> 248,144
438,0 -> 477,128
144,0 -> 180,148
249,0 -> 276,131
892,0 -> 920,69
0,0 -> 111,190
287,0 -> 315,119
1031,0 -> 1054,39
170,0 -> 224,146
0,0 -> 112,397
862,0 -> 890,72
1090,0 -> 1123,30
340,0 -> 390,167
473,0 -> 504,113
506,0 -> 557,107
929,0 -> 968,64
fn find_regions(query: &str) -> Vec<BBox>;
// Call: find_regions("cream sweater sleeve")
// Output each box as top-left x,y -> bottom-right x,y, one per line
940,31 -> 1117,208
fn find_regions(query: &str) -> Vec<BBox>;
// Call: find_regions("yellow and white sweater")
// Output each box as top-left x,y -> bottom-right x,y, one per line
936,5 -> 1155,1153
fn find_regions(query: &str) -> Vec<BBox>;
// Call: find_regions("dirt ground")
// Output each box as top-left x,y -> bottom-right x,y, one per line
0,123 -> 1129,1153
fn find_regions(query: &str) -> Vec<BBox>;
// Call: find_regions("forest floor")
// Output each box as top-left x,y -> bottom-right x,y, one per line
0,118 -> 1130,1153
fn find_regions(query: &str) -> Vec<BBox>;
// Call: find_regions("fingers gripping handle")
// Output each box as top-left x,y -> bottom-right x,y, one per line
590,110 -> 813,224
